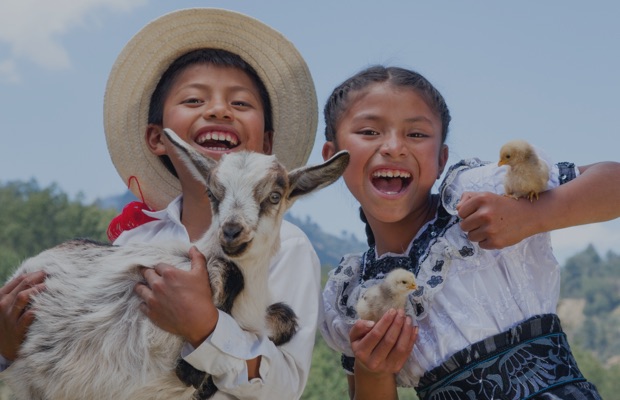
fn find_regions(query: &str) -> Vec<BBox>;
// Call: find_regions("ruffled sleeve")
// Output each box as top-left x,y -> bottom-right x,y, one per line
319,253 -> 364,362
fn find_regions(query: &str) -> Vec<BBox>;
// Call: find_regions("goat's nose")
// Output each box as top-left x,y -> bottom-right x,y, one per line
222,223 -> 243,242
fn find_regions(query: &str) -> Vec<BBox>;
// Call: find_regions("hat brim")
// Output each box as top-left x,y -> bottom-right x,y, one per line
104,8 -> 317,210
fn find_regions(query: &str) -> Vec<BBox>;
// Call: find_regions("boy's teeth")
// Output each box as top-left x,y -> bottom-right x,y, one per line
373,170 -> 411,178
196,132 -> 238,146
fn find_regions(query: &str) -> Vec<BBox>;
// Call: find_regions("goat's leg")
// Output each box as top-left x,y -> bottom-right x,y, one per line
207,257 -> 244,314
193,375 -> 218,400
174,258 -> 244,395
175,359 -> 218,400
266,302 -> 299,346
176,358 -> 206,389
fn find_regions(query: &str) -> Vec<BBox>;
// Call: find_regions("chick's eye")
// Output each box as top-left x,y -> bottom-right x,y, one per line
269,192 -> 282,204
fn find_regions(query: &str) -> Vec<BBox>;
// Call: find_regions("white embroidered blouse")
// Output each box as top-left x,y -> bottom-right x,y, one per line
319,157 -> 578,387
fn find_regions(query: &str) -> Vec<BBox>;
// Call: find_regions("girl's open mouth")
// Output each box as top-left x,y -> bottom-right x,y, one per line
371,169 -> 412,194
196,131 -> 240,151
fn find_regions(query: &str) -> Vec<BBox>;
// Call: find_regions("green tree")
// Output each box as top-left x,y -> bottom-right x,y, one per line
0,180 -> 116,283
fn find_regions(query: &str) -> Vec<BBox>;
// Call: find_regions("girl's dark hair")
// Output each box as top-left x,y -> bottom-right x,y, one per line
148,48 -> 273,176
323,65 -> 452,247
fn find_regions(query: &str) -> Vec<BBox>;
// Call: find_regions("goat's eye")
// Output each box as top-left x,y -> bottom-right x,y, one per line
269,192 -> 282,204
206,189 -> 217,202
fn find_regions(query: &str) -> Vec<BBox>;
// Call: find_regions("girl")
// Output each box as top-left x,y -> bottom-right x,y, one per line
320,65 -> 620,399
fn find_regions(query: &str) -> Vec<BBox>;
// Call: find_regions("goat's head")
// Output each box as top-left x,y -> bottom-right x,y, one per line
163,129 -> 349,261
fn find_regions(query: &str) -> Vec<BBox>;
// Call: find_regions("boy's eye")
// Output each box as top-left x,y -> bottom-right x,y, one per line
407,132 -> 426,138
183,98 -> 203,105
357,129 -> 379,136
231,100 -> 252,108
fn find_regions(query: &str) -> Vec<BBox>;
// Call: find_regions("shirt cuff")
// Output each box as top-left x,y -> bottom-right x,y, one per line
183,310 -> 272,389
0,354 -> 11,372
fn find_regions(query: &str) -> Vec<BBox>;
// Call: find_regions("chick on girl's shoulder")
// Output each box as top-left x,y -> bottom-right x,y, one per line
320,65 -> 620,400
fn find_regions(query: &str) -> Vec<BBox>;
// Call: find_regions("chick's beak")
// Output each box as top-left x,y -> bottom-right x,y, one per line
498,159 -> 506,167
408,283 -> 417,290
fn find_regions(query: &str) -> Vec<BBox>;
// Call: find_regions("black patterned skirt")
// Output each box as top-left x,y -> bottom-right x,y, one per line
416,314 -> 601,400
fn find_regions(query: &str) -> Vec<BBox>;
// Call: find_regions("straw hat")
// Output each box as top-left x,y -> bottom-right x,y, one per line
104,8 -> 317,210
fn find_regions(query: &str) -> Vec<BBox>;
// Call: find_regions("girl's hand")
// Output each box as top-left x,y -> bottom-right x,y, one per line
351,308 -> 417,375
348,309 -> 417,400
135,246 -> 218,348
0,271 -> 46,361
457,191 -> 540,249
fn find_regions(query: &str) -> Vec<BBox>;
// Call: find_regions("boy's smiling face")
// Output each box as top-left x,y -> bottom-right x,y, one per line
146,63 -> 273,164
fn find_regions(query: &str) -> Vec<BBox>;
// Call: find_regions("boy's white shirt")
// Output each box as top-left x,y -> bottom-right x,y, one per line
1,196 -> 321,399
115,196 -> 321,399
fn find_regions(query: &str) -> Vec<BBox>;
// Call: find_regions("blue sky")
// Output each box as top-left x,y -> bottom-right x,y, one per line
1,0 -> 619,264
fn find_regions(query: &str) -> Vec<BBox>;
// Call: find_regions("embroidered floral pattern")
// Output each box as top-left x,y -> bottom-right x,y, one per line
416,315 -> 601,400
321,158 -> 586,390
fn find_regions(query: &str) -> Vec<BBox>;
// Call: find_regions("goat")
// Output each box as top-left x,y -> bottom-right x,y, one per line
0,128 -> 350,400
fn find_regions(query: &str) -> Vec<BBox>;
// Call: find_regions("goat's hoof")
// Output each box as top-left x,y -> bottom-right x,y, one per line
266,302 -> 299,346
176,358 -> 206,389
193,375 -> 218,399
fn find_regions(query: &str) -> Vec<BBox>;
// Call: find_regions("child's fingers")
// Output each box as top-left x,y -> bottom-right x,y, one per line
1,271 -> 46,296
5,274 -> 46,321
350,309 -> 397,360
387,318 -> 417,369
349,319 -> 376,342
368,309 -> 406,361
188,247 -> 211,284
0,274 -> 26,295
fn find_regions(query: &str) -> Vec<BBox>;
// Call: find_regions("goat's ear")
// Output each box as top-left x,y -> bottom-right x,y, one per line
163,128 -> 217,183
287,150 -> 350,201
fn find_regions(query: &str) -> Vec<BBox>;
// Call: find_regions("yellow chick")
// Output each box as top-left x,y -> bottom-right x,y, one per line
498,140 -> 549,201
356,268 -> 418,322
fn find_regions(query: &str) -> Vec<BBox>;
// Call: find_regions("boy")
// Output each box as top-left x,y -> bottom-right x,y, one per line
1,8 -> 320,399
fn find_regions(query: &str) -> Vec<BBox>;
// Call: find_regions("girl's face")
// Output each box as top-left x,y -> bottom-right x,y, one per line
146,63 -> 273,163
323,82 -> 448,226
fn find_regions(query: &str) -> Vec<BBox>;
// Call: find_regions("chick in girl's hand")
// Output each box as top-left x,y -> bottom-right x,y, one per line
498,139 -> 550,201
356,268 -> 417,322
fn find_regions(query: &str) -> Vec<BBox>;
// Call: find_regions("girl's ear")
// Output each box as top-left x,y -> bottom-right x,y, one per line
438,144 -> 449,178
322,141 -> 337,162
263,130 -> 274,155
145,124 -> 167,156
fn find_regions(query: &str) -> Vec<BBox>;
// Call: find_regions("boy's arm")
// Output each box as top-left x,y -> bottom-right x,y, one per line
0,355 -> 9,372
458,161 -> 620,249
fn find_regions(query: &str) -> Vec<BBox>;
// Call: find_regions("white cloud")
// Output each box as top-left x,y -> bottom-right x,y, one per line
0,0 -> 147,80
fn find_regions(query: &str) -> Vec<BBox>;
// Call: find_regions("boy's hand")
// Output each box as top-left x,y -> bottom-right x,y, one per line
135,246 -> 218,348
0,271 -> 46,361
350,308 -> 417,375
457,191 -> 540,249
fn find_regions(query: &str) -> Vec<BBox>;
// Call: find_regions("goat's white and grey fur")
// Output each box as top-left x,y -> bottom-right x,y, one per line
0,128 -> 349,400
